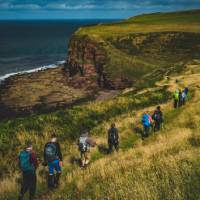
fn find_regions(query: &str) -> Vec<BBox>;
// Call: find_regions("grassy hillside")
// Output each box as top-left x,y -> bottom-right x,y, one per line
77,9 -> 200,37
1,59 -> 200,200
1,10 -> 200,200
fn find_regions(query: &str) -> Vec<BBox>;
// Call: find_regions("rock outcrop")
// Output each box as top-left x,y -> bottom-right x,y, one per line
65,35 -> 115,89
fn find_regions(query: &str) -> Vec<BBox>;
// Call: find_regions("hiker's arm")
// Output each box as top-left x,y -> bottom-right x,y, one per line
18,155 -> 21,170
57,143 -> 63,161
116,129 -> 119,141
43,144 -> 47,162
30,152 -> 39,168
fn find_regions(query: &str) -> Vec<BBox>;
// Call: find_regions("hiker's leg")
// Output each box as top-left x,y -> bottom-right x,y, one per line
155,121 -> 160,131
81,152 -> 85,167
142,126 -> 146,139
29,172 -> 36,200
146,126 -> 150,137
54,160 -> 61,185
144,126 -> 148,137
114,142 -> 119,152
85,152 -> 90,165
19,172 -> 30,200
108,142 -> 113,153
48,162 -> 55,188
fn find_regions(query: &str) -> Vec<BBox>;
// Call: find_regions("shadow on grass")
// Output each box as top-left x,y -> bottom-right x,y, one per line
70,156 -> 81,167
98,144 -> 109,155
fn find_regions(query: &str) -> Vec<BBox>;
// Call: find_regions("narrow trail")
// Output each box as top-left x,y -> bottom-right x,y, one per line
95,90 -> 120,102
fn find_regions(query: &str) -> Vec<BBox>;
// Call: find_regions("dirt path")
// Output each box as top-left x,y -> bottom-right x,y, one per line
95,90 -> 120,101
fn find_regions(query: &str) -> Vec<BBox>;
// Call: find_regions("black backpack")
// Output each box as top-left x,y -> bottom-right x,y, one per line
45,143 -> 57,161
152,111 -> 162,121
109,128 -> 118,143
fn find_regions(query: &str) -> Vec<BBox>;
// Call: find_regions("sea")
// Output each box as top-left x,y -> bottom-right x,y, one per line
0,19 -> 116,81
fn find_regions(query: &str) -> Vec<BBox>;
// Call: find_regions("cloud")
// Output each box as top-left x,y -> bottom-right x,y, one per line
0,0 -> 200,11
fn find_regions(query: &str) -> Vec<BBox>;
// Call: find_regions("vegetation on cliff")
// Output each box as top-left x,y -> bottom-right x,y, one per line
67,10 -> 200,89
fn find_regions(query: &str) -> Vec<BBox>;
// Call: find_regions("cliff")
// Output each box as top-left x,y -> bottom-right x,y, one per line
66,10 -> 200,89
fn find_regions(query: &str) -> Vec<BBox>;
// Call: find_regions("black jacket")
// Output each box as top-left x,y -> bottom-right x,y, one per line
44,142 -> 63,162
108,128 -> 119,144
152,110 -> 163,122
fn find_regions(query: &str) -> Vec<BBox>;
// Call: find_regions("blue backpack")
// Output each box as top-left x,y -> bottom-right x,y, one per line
19,151 -> 34,172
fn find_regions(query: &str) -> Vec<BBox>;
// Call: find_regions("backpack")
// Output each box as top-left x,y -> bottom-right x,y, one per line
108,128 -> 118,143
152,111 -> 162,121
174,92 -> 179,100
79,137 -> 88,152
19,151 -> 34,172
45,143 -> 57,161
142,114 -> 151,127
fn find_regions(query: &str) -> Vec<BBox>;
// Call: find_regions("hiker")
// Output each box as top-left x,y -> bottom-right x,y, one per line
108,123 -> 119,153
152,106 -> 163,132
184,87 -> 189,96
18,141 -> 38,200
178,90 -> 183,107
173,90 -> 179,108
44,133 -> 63,188
78,131 -> 95,167
141,112 -> 152,139
182,90 -> 186,105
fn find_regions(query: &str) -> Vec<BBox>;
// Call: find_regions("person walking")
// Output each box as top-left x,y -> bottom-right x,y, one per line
182,90 -> 186,105
18,141 -> 38,200
178,89 -> 183,107
44,133 -> 63,189
184,87 -> 189,96
152,106 -> 163,132
141,112 -> 152,139
108,123 -> 119,153
173,90 -> 179,108
78,131 -> 95,167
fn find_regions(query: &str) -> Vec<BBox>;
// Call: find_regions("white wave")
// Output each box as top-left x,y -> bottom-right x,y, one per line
0,60 -> 66,82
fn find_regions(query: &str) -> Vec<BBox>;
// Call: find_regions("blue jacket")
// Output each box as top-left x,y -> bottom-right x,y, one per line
142,114 -> 151,127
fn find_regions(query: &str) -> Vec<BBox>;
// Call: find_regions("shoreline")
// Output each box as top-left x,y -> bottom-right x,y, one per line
0,60 -> 66,83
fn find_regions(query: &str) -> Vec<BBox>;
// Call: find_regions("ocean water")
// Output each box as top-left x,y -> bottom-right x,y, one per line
0,19 -> 115,80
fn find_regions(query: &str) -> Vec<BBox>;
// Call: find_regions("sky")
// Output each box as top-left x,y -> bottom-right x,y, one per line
0,0 -> 200,20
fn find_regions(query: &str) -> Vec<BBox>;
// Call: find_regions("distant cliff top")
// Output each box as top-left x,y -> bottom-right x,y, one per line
75,9 -> 200,39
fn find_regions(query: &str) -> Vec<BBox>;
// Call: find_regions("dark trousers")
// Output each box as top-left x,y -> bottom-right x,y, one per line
19,171 -> 36,200
154,120 -> 161,132
178,99 -> 183,107
182,98 -> 185,105
108,142 -> 119,153
143,126 -> 150,139
174,100 -> 178,108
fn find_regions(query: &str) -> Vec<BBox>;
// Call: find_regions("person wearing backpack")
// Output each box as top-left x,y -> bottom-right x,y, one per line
173,90 -> 179,108
178,89 -> 183,107
141,112 -> 152,139
182,90 -> 187,105
44,133 -> 63,188
78,131 -> 92,167
18,141 -> 38,200
108,123 -> 119,153
152,106 -> 163,132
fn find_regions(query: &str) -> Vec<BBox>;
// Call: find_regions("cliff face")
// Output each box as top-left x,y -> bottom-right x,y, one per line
66,35 -> 115,89
66,32 -> 200,90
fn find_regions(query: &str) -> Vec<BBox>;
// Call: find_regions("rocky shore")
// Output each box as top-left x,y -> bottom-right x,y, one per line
0,64 -> 97,120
